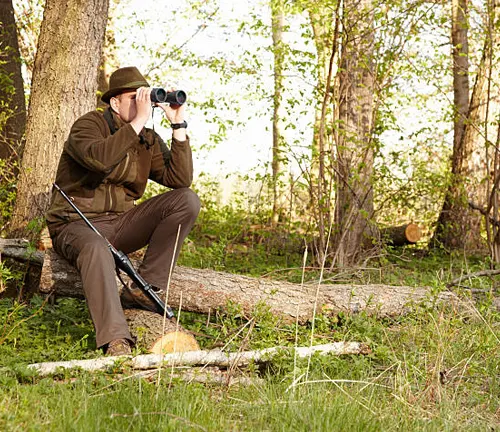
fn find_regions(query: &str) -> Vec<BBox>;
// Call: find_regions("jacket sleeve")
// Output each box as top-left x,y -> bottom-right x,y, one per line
149,134 -> 194,188
64,112 -> 140,173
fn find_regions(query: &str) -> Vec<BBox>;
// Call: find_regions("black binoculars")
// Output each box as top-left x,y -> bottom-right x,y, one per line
150,88 -> 187,105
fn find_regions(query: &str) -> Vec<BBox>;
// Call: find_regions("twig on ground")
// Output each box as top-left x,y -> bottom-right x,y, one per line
447,269 -> 500,288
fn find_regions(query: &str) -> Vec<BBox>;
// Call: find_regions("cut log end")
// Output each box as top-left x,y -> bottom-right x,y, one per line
404,223 -> 421,243
381,223 -> 422,246
123,308 -> 200,354
149,332 -> 200,355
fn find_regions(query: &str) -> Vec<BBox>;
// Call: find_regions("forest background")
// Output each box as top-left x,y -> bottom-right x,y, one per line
1,0 -> 500,430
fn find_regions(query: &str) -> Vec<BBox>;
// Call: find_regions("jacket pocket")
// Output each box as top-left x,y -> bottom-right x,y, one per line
72,195 -> 95,212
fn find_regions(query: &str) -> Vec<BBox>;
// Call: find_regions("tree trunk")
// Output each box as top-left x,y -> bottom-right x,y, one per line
0,0 -> 26,161
307,3 -> 339,264
10,0 -> 43,88
332,0 -> 376,267
271,0 -> 286,225
432,0 -> 484,251
96,0 -> 119,110
451,0 -> 470,154
481,0 -> 500,262
8,0 -> 110,239
39,248 -> 461,321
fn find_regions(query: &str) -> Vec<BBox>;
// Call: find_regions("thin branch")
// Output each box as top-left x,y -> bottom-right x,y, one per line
469,201 -> 500,228
447,268 -> 500,288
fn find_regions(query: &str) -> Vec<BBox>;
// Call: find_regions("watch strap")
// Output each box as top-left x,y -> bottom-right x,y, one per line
171,120 -> 187,130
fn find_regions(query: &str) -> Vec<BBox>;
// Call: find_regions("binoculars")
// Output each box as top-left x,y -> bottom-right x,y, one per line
150,88 -> 187,105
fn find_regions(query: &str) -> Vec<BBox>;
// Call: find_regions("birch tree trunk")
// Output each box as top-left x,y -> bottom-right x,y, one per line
9,0 -> 109,239
332,0 -> 376,267
271,0 -> 287,225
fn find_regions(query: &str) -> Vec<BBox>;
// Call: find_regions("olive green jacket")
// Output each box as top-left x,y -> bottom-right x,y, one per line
46,108 -> 193,235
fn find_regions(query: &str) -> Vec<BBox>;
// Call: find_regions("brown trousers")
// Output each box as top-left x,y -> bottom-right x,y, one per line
51,188 -> 200,348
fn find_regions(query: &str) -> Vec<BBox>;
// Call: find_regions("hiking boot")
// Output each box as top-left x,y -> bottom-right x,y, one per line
106,338 -> 132,356
120,282 -> 160,313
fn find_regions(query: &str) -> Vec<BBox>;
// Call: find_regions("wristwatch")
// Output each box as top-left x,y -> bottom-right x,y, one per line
171,120 -> 188,130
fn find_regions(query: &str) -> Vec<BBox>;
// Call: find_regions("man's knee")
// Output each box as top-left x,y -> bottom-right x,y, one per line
164,188 -> 200,219
182,188 -> 201,218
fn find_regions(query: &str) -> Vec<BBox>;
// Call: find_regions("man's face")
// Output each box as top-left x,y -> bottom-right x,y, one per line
111,91 -> 137,123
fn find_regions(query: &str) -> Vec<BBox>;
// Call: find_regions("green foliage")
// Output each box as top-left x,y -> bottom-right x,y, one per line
173,174 -> 306,275
1,283 -> 499,430
0,39 -> 19,234
1,212 -> 499,429
0,261 -> 21,294
0,297 -> 96,369
0,159 -> 17,227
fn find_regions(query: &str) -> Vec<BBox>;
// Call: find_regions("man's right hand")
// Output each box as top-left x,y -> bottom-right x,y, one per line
130,87 -> 152,134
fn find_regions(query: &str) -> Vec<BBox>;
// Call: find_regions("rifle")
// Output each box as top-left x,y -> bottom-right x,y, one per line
53,183 -> 175,319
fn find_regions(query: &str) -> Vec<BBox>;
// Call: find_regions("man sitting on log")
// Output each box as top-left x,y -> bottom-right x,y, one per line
45,67 -> 200,356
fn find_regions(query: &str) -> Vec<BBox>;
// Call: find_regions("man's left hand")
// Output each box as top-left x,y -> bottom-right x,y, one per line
157,87 -> 186,124
157,87 -> 187,141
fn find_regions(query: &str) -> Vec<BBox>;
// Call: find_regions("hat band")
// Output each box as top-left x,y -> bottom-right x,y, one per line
121,80 -> 149,88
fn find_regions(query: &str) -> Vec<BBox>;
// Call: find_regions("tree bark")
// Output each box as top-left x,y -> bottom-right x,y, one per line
39,248 -> 461,321
96,0 -> 119,110
432,0 -> 481,251
28,342 -> 370,376
451,0 -> 469,154
0,0 -> 26,161
332,0 -> 376,267
433,0 -> 500,253
307,4 -> 338,264
8,0 -> 110,239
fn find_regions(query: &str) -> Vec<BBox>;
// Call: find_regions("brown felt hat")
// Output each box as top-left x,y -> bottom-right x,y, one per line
101,66 -> 150,103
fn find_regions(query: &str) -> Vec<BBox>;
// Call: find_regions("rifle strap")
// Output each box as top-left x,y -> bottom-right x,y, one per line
104,109 -> 117,135
115,267 -> 127,289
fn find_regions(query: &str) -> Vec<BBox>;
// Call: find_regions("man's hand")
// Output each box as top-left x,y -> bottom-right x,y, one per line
130,87 -> 153,134
157,87 -> 187,141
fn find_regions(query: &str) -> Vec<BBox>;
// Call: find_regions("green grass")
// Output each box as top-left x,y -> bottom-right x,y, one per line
1,287 -> 499,430
1,203 -> 500,431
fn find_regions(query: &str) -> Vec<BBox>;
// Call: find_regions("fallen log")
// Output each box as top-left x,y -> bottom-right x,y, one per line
380,223 -> 422,246
0,238 -> 44,295
28,341 -> 370,376
0,238 -> 44,265
39,248 -> 460,321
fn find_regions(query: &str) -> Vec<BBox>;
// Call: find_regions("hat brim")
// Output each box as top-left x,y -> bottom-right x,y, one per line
101,83 -> 150,104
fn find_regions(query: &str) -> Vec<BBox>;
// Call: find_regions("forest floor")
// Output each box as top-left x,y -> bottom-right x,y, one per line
1,223 -> 499,430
